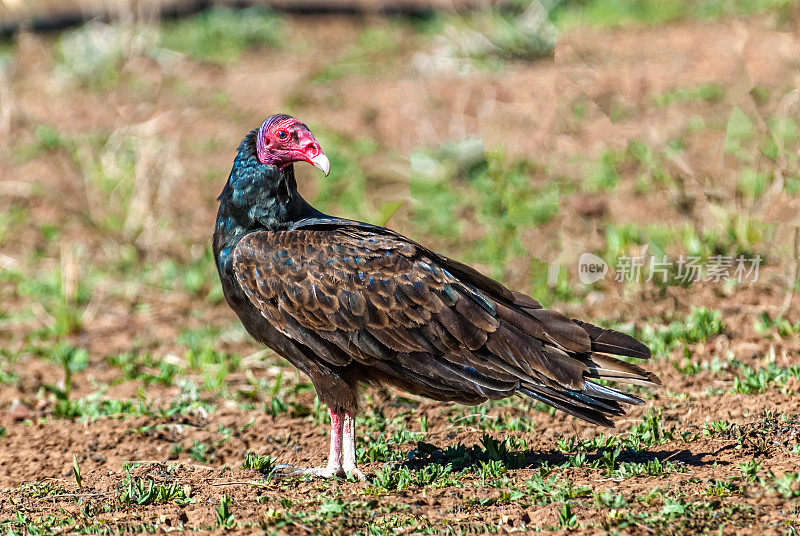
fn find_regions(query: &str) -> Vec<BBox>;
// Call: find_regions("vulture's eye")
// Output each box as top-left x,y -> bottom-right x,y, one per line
277,130 -> 288,140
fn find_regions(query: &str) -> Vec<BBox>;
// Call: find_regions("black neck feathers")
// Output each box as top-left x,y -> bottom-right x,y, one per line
213,129 -> 320,271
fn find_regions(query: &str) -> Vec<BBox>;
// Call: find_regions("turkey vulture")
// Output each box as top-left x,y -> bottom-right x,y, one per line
213,114 -> 659,479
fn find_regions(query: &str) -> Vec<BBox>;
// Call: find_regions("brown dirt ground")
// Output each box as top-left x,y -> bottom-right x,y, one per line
1,7 -> 800,536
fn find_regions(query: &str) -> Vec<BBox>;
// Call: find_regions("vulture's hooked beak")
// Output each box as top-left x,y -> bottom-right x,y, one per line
309,153 -> 330,177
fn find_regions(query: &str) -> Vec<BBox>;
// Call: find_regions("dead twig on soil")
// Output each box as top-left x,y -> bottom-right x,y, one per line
210,480 -> 272,489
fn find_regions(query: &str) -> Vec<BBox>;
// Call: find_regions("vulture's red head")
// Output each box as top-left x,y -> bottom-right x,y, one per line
256,114 -> 330,176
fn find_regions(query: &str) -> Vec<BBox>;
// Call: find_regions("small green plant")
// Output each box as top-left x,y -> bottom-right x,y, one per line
118,472 -> 192,506
703,419 -> 732,435
585,149 -> 622,191
46,343 -> 89,407
755,313 -> 800,338
371,463 -> 456,492
242,452 -> 275,475
72,455 -> 82,489
739,459 -> 762,481
216,495 -> 236,528
558,502 -> 578,529
706,479 -> 740,498
188,440 -> 212,463
769,471 -> 800,499
475,459 -> 506,484
551,0 -> 792,29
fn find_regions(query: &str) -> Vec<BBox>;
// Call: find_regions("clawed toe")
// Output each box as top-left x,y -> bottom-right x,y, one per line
343,466 -> 367,481
271,464 -> 366,481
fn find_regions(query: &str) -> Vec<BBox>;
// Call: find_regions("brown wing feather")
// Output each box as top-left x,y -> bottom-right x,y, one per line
232,226 -> 658,422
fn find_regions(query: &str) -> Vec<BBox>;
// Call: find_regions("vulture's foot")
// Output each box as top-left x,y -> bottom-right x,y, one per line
272,464 -> 365,481
290,465 -> 345,479
272,409 -> 367,481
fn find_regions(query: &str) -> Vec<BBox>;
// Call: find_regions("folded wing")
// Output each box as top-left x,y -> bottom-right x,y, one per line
232,223 -> 659,426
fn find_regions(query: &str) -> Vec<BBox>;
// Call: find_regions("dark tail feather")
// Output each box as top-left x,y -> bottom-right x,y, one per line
573,320 -> 651,360
579,353 -> 662,387
520,385 -> 617,427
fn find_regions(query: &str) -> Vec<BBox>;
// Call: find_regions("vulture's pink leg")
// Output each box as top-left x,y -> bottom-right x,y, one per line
284,408 -> 366,480
342,411 -> 365,480
325,408 -> 344,472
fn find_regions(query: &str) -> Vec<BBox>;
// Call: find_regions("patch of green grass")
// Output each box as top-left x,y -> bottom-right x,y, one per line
471,150 -> 561,279
16,481 -> 67,498
403,434 -> 529,481
766,471 -> 800,499
551,0 -> 792,29
717,411 -> 800,455
725,106 -> 756,158
673,354 -> 732,377
371,463 -> 457,492
602,216 -> 772,286
524,468 -> 591,505
585,149 -> 622,191
312,25 -> 406,84
723,108 -> 800,202
178,326 -> 240,392
357,429 -> 426,464
632,307 -> 726,359
0,366 -> 18,386
604,495 -> 754,533
424,5 -> 557,68
705,479 -> 741,497
556,410 -> 677,475
410,139 -> 566,284
16,259 -> 93,338
188,440 -> 213,463
739,458 -> 762,481
54,396 -> 149,420
737,167 -> 771,198
584,139 -> 675,194
653,84 -> 725,107
153,245 -> 224,303
53,379 -> 213,420
732,360 -> 800,394
558,502 -> 579,529
242,451 -> 276,474
118,471 -> 193,506
0,206 -> 28,245
754,312 -> 800,338
251,372 -> 314,417
55,22 -> 143,89
160,6 -> 282,63
106,352 -> 179,386
260,497 -> 409,534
